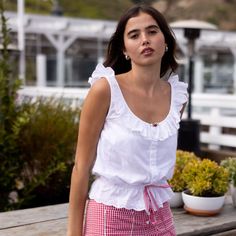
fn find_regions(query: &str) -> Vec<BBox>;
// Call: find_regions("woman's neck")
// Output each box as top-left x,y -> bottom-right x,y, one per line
128,64 -> 163,96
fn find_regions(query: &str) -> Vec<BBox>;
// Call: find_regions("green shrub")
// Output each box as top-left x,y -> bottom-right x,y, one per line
182,158 -> 229,197
169,150 -> 199,192
11,98 -> 80,209
221,157 -> 236,187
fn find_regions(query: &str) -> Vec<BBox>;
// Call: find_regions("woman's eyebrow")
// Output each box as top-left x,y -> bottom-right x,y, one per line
145,25 -> 160,30
127,25 -> 160,36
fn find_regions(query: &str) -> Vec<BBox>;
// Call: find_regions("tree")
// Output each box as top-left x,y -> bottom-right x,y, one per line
0,0 -> 21,210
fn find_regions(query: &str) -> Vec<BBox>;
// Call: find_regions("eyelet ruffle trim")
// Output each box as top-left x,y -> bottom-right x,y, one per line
88,63 -> 188,141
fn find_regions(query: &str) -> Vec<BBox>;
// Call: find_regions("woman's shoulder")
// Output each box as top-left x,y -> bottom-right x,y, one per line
87,77 -> 110,103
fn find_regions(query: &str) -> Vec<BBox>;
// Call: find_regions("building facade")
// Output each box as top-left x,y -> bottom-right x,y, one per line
2,11 -> 236,95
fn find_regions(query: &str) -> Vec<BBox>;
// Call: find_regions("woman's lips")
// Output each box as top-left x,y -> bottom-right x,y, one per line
141,47 -> 154,55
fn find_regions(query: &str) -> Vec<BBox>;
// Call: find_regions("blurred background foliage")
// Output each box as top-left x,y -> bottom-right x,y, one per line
0,97 -> 80,211
0,94 -> 80,211
4,0 -> 236,30
12,99 -> 80,210
0,1 -> 81,211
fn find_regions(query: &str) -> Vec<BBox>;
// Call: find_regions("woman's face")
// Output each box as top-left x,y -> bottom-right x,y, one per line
123,12 -> 166,67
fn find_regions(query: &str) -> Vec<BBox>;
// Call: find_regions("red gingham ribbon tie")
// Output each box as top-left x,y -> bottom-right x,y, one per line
143,183 -> 170,224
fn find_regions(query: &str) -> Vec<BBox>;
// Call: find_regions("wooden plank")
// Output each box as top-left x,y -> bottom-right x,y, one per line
192,93 -> 236,109
0,198 -> 236,236
193,114 -> 236,128
201,132 -> 236,147
0,203 -> 68,229
174,203 -> 236,236
0,218 -> 67,236
212,229 -> 236,236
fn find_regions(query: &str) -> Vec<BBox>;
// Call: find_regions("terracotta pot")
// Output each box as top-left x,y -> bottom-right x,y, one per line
182,190 -> 225,216
169,192 -> 184,208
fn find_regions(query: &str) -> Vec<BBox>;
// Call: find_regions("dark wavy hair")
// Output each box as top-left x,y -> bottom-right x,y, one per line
103,5 -> 178,77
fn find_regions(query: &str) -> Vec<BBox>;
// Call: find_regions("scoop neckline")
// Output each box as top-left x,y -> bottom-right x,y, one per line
112,75 -> 173,127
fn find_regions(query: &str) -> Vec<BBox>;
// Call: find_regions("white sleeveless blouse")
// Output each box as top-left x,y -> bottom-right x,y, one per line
88,63 -> 188,212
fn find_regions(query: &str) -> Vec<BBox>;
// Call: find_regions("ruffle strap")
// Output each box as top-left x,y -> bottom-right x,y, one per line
169,75 -> 189,111
88,63 -> 124,119
88,63 -> 115,86
169,75 -> 189,125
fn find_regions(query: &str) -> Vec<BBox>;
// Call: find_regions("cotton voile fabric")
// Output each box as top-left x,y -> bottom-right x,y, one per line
88,64 -> 188,212
84,199 -> 176,236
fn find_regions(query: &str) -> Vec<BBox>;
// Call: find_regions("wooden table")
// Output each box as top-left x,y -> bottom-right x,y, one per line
0,197 -> 236,236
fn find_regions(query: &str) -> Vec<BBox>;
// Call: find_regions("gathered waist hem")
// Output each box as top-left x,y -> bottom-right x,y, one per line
88,177 -> 174,212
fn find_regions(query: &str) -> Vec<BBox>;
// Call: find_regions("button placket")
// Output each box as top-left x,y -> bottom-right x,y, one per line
149,141 -> 157,178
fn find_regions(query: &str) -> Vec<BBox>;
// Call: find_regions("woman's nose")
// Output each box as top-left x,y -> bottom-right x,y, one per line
141,33 -> 150,46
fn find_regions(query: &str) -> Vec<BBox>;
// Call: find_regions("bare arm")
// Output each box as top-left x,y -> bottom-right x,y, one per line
67,78 -> 110,236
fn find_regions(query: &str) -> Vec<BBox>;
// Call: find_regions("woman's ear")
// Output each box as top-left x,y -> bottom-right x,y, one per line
124,54 -> 130,60
123,49 -> 130,60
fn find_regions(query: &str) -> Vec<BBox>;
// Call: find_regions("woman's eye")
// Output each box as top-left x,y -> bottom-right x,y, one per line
130,34 -> 138,39
149,30 -> 157,35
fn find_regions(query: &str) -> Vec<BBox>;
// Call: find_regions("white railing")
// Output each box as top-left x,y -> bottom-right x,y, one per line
190,93 -> 236,150
17,86 -> 89,109
18,87 -> 236,150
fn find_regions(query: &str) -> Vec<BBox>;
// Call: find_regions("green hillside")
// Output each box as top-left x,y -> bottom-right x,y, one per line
4,0 -> 236,30
5,0 -> 133,20
154,0 -> 236,30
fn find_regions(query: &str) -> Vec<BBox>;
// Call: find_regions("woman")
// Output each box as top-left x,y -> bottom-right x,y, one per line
67,4 -> 188,236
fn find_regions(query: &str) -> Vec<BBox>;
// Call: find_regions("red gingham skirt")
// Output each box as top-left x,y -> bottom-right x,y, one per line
83,199 -> 176,236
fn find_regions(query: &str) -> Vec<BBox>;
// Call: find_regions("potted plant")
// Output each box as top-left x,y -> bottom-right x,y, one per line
181,158 -> 229,216
221,157 -> 236,207
168,150 -> 199,208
